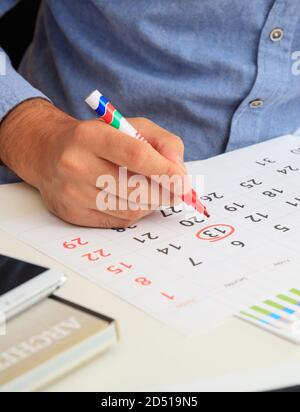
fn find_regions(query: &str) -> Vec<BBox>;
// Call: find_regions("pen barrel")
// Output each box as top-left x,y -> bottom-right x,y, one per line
119,118 -> 140,138
85,89 -> 147,142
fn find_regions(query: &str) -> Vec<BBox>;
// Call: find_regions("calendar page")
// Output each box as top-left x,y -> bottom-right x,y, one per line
1,134 -> 300,336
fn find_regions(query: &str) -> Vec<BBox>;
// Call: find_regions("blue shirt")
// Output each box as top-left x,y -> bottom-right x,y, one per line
1,0 -> 300,184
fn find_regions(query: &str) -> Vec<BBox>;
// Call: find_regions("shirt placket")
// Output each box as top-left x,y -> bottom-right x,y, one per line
227,0 -> 300,152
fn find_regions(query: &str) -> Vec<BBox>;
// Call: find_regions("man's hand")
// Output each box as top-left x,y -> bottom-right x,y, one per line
0,99 -> 186,228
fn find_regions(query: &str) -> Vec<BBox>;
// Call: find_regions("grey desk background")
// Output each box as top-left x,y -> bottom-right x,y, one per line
1,183 -> 300,392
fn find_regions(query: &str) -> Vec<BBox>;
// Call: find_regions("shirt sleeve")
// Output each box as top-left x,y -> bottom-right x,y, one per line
0,48 -> 48,183
0,0 -> 19,18
0,48 -> 50,122
0,1 -> 49,183
0,1 -> 50,122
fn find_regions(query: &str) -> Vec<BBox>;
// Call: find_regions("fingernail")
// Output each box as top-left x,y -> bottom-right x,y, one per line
175,155 -> 187,173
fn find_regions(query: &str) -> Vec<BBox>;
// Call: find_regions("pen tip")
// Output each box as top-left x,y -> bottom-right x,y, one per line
204,210 -> 210,218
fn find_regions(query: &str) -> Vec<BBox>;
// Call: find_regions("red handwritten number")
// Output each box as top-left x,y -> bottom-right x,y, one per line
135,277 -> 152,286
161,292 -> 175,300
196,224 -> 235,243
94,249 -> 111,258
82,249 -> 112,261
120,262 -> 132,269
63,237 -> 89,249
107,262 -> 133,274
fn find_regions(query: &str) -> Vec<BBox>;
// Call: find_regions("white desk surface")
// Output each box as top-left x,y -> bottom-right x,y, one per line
1,183 -> 300,392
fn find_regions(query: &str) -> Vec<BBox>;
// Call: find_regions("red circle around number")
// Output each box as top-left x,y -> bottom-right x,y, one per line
196,224 -> 235,242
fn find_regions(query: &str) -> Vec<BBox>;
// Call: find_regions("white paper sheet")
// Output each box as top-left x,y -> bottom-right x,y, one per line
1,135 -> 300,335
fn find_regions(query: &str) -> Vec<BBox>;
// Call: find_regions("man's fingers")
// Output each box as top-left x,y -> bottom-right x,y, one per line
46,198 -> 141,228
63,155 -> 175,206
78,121 -> 186,178
128,117 -> 185,170
63,182 -> 155,220
67,208 -> 138,228
60,175 -> 179,218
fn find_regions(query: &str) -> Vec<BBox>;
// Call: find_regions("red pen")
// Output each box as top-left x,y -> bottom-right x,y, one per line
85,90 -> 210,218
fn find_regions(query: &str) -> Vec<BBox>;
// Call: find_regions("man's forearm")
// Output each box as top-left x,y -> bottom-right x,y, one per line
0,47 -> 50,175
0,99 -> 68,187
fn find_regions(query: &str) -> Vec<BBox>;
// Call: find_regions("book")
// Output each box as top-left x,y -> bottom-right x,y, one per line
0,295 -> 118,391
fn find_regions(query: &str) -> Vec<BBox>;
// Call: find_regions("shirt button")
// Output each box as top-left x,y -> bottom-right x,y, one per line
270,27 -> 284,42
249,99 -> 264,109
